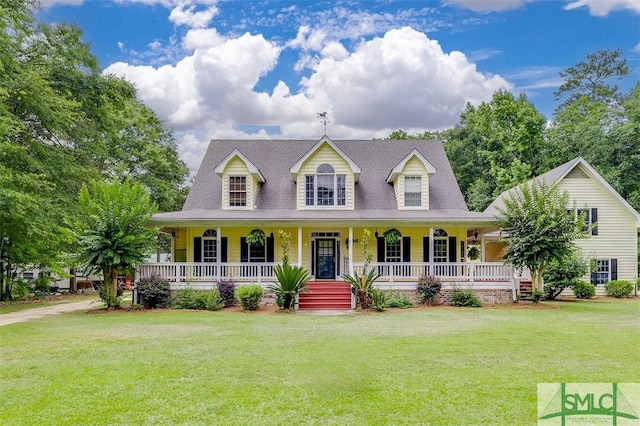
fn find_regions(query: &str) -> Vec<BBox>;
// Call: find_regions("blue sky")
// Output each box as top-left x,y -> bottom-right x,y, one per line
38,0 -> 640,173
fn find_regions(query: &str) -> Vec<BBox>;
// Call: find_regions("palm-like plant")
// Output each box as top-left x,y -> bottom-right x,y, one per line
268,263 -> 311,310
342,268 -> 380,310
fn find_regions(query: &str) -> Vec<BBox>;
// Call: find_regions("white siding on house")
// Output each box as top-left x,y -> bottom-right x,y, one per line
557,166 -> 638,282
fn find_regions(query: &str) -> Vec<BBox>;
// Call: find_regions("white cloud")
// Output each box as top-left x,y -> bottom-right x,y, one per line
467,48 -> 502,62
182,28 -> 225,49
302,27 -> 510,130
104,27 -> 511,174
634,42 -> 640,52
564,0 -> 640,16
169,4 -> 218,28
445,0 -> 532,12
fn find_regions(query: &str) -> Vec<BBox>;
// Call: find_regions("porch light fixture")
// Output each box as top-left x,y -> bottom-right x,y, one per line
171,230 -> 176,238
345,238 -> 359,248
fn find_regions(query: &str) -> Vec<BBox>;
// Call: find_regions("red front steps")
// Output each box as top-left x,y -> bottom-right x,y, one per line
298,282 -> 352,310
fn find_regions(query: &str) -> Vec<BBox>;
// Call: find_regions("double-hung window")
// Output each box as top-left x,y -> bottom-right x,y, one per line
404,176 -> 422,207
229,176 -> 247,207
305,164 -> 346,207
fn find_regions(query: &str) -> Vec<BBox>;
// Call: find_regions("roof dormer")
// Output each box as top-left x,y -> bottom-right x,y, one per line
386,149 -> 436,210
289,136 -> 361,182
214,149 -> 265,210
289,136 -> 361,210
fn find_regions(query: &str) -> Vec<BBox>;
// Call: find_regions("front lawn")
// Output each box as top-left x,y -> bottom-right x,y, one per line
1,299 -> 638,425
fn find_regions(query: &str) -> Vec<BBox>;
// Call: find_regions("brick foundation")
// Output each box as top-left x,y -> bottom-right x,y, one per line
405,288 -> 514,305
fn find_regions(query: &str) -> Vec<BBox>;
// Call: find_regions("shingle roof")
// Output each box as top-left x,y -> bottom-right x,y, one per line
485,157 -> 640,227
153,138 -> 496,224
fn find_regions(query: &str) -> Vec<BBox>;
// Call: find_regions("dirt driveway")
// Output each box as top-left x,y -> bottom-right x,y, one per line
0,300 -> 97,327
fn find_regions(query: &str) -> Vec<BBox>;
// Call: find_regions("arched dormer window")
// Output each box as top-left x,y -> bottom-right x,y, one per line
202,229 -> 217,262
305,163 -> 346,207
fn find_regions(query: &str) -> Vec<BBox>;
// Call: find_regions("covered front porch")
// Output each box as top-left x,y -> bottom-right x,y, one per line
137,223 -> 517,300
136,261 -> 514,289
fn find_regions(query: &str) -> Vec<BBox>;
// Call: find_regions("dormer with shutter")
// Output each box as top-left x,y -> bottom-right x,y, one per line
386,149 -> 436,210
214,149 -> 265,210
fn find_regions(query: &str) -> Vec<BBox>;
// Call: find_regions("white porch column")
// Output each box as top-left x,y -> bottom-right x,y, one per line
348,226 -> 354,276
297,227 -> 302,267
429,227 -> 434,275
481,233 -> 486,262
216,227 -> 221,281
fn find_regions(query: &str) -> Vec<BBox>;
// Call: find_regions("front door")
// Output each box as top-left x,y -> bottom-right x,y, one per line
315,239 -> 336,279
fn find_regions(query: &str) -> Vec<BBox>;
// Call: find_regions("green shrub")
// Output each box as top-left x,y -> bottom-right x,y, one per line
450,288 -> 482,307
573,281 -> 596,299
235,285 -> 263,311
34,276 -> 53,292
9,279 -> 30,300
171,288 -> 224,311
605,280 -> 634,298
170,287 -> 197,309
384,291 -> 413,309
369,288 -> 386,312
217,280 -> 237,307
201,289 -> 224,311
136,274 -> 170,308
531,290 -> 543,303
416,275 -> 441,305
99,283 -> 123,308
542,251 -> 590,300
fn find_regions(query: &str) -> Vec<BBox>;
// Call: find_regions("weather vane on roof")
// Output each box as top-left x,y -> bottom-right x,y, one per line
317,112 -> 329,135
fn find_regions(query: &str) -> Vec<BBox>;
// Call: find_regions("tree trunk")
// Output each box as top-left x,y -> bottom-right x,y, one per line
69,268 -> 77,293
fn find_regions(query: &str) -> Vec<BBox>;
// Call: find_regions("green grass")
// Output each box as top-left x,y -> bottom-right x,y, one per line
1,299 -> 638,425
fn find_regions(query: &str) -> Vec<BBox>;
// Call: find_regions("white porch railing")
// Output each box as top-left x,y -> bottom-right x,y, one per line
353,262 -> 513,284
136,261 -> 513,289
137,262 -> 277,288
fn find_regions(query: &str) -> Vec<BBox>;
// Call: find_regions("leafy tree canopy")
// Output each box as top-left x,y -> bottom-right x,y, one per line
496,179 -> 587,293
0,0 -> 188,291
555,49 -> 630,107
73,180 -> 157,307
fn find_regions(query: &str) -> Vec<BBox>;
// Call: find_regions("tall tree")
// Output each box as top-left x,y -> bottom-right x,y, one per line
555,49 -> 630,107
73,180 -> 157,308
446,91 -> 546,210
0,0 -> 188,289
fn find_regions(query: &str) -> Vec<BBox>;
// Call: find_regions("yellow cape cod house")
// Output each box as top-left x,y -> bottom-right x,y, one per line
138,137 -> 516,308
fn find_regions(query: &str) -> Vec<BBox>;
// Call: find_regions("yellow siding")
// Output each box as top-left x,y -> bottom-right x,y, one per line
296,143 -> 355,210
395,156 -> 430,210
179,226 -> 471,267
484,242 -> 506,262
221,157 -> 255,210
557,168 -> 638,281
